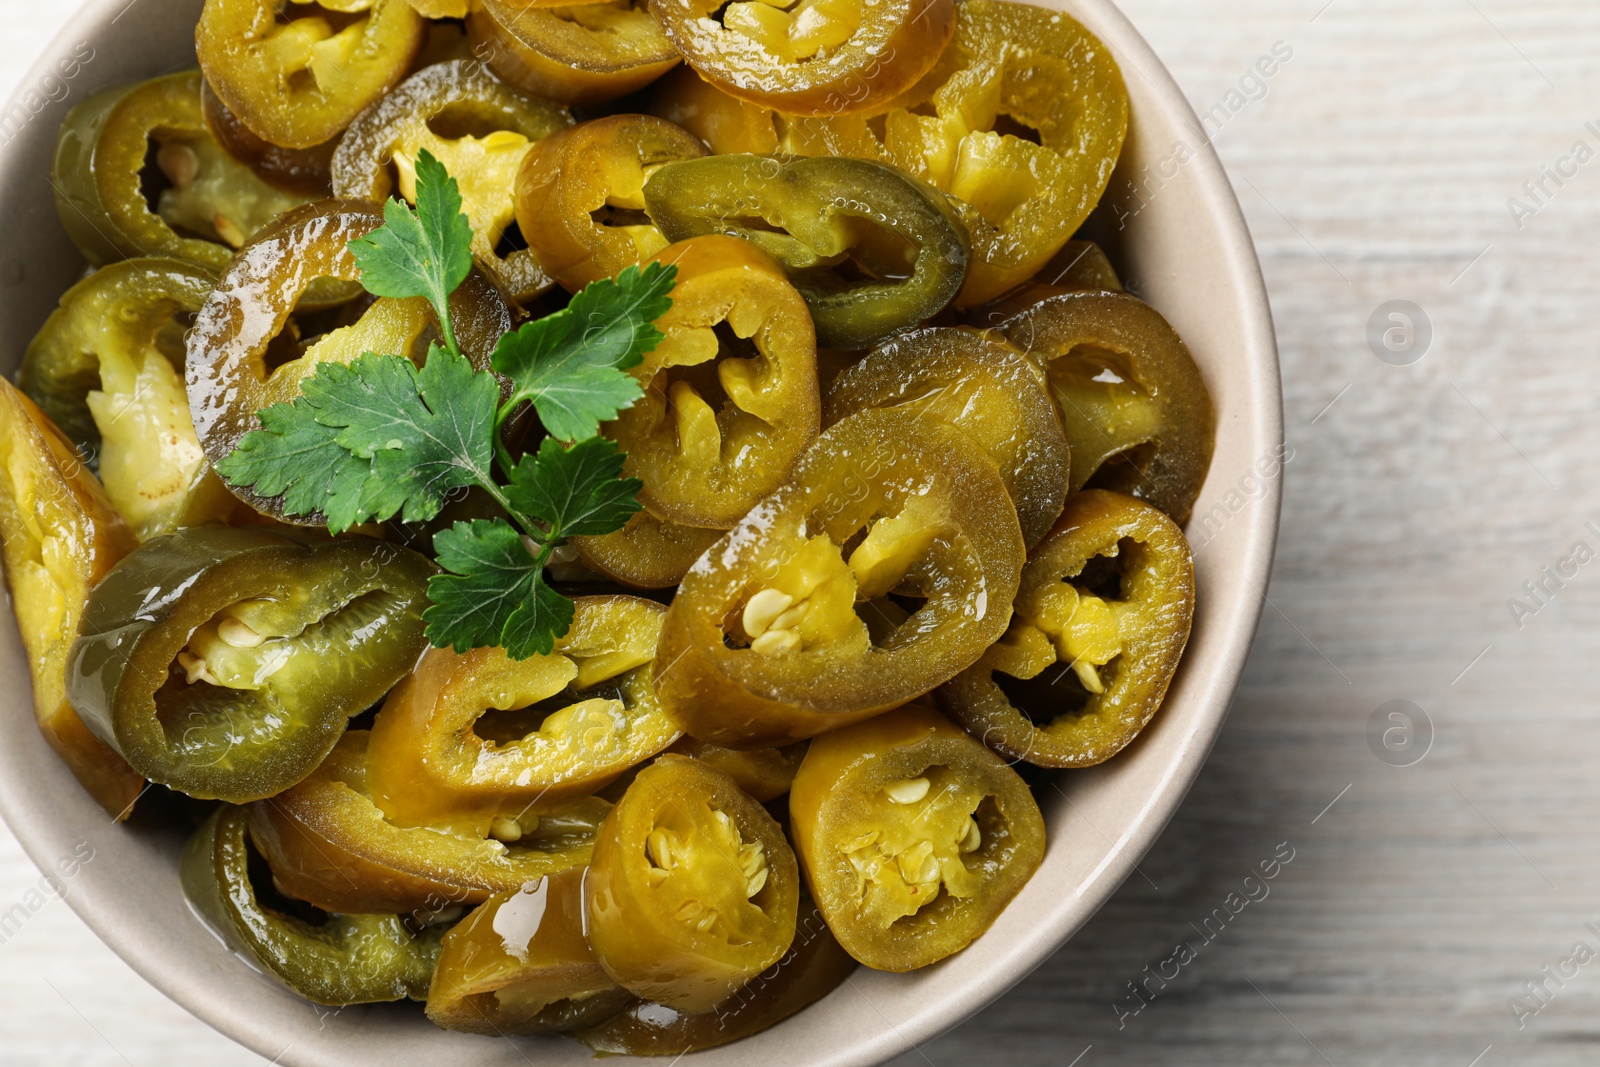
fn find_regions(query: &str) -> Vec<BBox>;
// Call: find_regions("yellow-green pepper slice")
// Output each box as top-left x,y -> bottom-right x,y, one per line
941,489 -> 1195,768
585,755 -> 800,1013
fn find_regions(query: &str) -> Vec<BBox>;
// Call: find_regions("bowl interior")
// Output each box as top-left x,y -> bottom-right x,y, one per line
0,2 -> 1281,1064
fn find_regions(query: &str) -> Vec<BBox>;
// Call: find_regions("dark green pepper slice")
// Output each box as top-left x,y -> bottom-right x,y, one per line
182,806 -> 441,1006
941,489 -> 1195,768
586,755 -> 799,1014
331,59 -> 572,304
1000,289 -> 1215,526
574,893 -> 857,1054
643,154 -> 970,350
66,525 -> 432,803
51,71 -> 333,285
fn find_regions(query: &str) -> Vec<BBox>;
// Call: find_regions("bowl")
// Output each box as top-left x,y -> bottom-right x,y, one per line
0,1 -> 1282,1063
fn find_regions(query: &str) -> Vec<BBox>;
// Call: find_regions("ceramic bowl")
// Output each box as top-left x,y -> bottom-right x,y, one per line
0,1 -> 1281,1063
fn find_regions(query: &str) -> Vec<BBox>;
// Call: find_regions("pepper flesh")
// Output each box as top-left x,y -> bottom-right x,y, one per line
575,892 -> 856,1054
250,731 -> 607,915
66,525 -> 433,803
185,199 -> 512,520
967,239 -> 1125,330
570,508 -> 721,590
644,154 -> 971,350
196,0 -> 425,149
999,289 -> 1215,525
467,0 -> 680,106
585,755 -> 799,1013
654,407 -> 1025,748
650,0 -> 955,116
824,325 -> 1069,549
647,64 -> 886,160
366,595 -> 679,834
0,382 -> 144,819
605,236 -> 820,530
788,703 -> 1045,971
425,868 -> 632,1034
515,114 -> 707,294
52,71 -> 319,278
182,806 -> 441,1006
941,489 -> 1195,768
19,258 -> 236,541
331,59 -> 573,303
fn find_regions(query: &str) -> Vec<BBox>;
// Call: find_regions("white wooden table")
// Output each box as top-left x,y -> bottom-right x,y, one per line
5,2 -> 1599,1064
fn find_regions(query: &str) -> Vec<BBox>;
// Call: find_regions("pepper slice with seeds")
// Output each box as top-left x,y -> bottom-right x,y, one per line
65,525 -> 433,803
788,703 -> 1044,971
197,0 -> 425,150
941,489 -> 1195,768
51,71 -> 318,278
585,755 -> 800,1013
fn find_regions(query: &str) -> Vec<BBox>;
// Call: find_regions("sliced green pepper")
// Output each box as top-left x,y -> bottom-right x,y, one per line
0,381 -> 144,820
365,595 -> 679,834
331,59 -> 572,303
789,703 -> 1045,971
586,755 -> 800,1014
575,893 -> 857,1054
249,731 -> 608,915
824,325 -> 1069,549
52,71 -> 318,277
999,289 -> 1215,526
18,258 -> 229,541
644,154 -> 970,350
425,867 -> 632,1035
941,489 -> 1195,768
183,806 -> 441,1006
66,525 -> 432,803
197,0 -> 425,150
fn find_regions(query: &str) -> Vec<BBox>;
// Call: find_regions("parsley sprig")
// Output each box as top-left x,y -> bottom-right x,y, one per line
215,150 -> 675,658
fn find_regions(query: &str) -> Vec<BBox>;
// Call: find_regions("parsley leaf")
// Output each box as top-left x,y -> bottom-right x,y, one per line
347,148 -> 473,356
492,261 -> 677,441
218,347 -> 498,533
213,396 -> 370,531
426,519 -> 574,659
504,436 -> 644,539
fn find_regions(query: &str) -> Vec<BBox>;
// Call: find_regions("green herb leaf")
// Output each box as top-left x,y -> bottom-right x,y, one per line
492,261 -> 677,441
213,396 -> 371,531
426,518 -> 574,659
217,346 -> 499,533
347,148 -> 473,351
504,436 -> 644,540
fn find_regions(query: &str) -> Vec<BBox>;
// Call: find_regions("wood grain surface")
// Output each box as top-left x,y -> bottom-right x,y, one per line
4,2 -> 1598,1065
